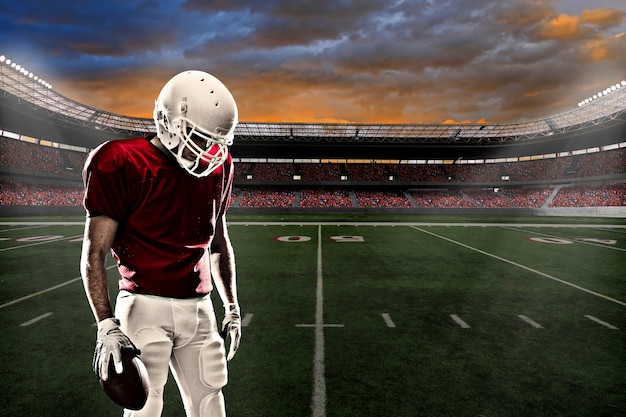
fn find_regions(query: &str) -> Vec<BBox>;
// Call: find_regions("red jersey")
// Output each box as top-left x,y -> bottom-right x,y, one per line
83,137 -> 233,298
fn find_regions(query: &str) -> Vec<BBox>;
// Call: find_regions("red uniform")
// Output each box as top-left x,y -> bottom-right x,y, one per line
83,137 -> 233,298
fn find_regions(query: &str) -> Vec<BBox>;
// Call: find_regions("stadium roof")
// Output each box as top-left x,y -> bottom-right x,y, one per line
1,56 -> 625,160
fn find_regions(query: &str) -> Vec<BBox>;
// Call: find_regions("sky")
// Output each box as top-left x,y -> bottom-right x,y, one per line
1,0 -> 625,124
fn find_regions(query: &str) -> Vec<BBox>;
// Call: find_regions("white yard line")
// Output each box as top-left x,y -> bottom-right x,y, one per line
584,315 -> 619,329
0,234 -> 83,252
0,264 -> 116,309
292,226 -> 345,417
242,313 -> 254,327
20,312 -> 53,327
0,224 -> 50,232
225,222 -> 626,229
518,315 -> 544,329
450,314 -> 471,328
411,226 -> 626,308
312,224 -> 326,417
381,313 -> 396,328
2,221 -> 626,229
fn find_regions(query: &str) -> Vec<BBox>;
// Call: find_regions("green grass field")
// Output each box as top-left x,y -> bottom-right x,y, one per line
1,214 -> 625,417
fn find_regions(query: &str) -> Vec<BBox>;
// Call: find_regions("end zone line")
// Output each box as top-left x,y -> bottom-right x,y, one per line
411,226 -> 626,308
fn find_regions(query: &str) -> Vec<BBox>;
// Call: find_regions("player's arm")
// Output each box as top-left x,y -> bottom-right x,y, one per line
81,215 -> 137,380
210,214 -> 241,360
81,214 -> 118,321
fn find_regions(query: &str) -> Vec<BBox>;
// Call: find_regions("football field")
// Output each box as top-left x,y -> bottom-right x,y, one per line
0,214 -> 625,417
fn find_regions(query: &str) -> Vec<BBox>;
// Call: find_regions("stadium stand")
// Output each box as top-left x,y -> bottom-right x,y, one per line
1,134 -> 625,211
1,56 -> 625,215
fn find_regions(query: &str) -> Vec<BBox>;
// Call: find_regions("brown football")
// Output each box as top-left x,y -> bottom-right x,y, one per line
99,349 -> 149,410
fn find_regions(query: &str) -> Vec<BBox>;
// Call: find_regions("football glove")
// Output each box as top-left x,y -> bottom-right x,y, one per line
220,303 -> 241,361
94,318 -> 139,381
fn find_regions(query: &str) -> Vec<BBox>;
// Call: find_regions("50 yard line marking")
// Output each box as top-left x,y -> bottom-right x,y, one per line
313,225 -> 326,417
411,226 -> 626,308
296,225 -> 344,417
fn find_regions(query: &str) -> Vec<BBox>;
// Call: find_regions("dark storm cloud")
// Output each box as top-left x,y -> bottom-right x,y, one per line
1,0 -> 624,123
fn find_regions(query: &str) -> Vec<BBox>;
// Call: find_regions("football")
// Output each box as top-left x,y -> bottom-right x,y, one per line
99,349 -> 149,410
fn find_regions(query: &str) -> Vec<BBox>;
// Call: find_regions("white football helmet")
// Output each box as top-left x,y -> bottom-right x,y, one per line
153,70 -> 238,177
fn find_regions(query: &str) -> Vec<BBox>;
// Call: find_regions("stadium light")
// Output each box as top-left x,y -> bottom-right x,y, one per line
578,79 -> 626,107
1,54 -> 52,89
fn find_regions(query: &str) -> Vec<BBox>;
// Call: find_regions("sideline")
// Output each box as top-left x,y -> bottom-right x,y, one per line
2,221 -> 626,228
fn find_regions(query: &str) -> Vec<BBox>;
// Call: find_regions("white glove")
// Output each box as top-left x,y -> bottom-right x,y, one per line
220,303 -> 241,361
93,318 -> 139,381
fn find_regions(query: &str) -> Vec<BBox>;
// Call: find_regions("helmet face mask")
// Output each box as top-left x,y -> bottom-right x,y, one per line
153,71 -> 238,177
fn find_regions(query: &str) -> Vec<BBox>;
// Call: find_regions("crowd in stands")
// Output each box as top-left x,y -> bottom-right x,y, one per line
1,136 -> 625,209
0,137 -> 85,178
355,191 -> 412,208
549,183 -> 625,207
3,136 -> 625,184
238,189 -> 296,208
233,148 -> 626,183
463,189 -> 510,208
0,179 -> 83,206
300,189 -> 352,208
1,180 -> 624,209
409,190 -> 474,208
499,187 -> 552,209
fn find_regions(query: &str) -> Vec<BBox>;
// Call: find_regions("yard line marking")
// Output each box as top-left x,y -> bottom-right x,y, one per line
313,225 -> 326,417
0,224 -> 50,232
381,313 -> 396,328
584,315 -> 619,329
0,234 -> 83,252
450,314 -> 471,328
226,222 -> 626,229
242,313 -> 254,327
411,226 -> 626,308
502,226 -> 626,252
518,315 -> 544,329
0,264 -> 116,309
20,312 -> 53,327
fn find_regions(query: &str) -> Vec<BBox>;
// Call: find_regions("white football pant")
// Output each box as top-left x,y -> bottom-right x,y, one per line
114,290 -> 228,417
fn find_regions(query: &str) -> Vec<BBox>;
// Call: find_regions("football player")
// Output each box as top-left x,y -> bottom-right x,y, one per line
80,70 -> 241,417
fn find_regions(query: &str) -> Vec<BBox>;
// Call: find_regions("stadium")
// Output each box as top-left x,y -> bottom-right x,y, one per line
1,53 -> 625,217
1,54 -> 625,417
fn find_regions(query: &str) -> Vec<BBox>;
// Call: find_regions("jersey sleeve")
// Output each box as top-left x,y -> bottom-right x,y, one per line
82,141 -> 131,221
218,155 -> 234,216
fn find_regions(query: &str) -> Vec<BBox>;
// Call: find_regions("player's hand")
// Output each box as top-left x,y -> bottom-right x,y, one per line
93,318 -> 139,381
220,304 -> 241,361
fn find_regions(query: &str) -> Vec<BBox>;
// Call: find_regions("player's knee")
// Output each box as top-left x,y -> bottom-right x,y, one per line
199,388 -> 225,416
